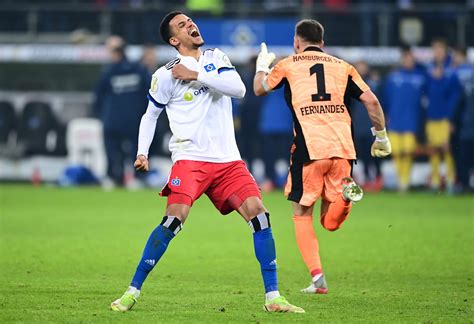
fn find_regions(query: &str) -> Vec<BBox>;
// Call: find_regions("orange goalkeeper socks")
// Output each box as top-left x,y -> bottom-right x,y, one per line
293,215 -> 322,276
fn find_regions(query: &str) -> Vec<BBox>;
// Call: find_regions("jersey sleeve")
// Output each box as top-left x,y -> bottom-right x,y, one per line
346,64 -> 371,100
148,67 -> 173,108
264,59 -> 287,91
214,48 -> 235,73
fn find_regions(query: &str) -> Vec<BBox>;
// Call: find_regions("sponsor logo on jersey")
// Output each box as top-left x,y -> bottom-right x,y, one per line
194,86 -> 209,96
171,177 -> 181,186
204,63 -> 216,72
184,86 -> 210,101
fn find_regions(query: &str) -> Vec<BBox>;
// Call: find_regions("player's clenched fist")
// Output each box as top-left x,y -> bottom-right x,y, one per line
172,64 -> 198,81
256,42 -> 276,73
370,127 -> 392,158
134,154 -> 149,172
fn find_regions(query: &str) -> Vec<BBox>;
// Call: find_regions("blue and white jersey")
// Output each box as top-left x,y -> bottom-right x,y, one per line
147,48 -> 242,163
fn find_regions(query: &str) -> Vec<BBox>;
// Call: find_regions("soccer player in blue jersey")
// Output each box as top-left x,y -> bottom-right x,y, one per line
425,39 -> 462,192
383,47 -> 427,192
110,11 -> 304,313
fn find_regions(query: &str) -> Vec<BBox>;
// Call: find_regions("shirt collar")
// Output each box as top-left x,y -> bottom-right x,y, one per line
303,46 -> 324,53
176,52 -> 203,62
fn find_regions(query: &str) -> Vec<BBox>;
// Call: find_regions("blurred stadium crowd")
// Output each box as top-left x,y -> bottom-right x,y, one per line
0,0 -> 472,194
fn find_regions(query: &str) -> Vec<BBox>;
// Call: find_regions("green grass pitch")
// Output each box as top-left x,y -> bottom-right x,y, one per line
0,184 -> 473,323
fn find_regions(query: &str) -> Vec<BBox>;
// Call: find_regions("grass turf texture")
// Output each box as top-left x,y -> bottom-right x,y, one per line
0,184 -> 472,323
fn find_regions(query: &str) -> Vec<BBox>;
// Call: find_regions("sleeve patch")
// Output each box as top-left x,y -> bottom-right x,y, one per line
150,76 -> 158,92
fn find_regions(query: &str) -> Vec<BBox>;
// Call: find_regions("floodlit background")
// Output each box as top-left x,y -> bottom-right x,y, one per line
0,0 -> 472,193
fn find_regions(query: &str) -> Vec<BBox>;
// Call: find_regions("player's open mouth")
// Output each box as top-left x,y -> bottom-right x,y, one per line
190,28 -> 200,38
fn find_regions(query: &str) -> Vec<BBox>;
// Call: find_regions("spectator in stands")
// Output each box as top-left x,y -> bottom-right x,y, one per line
383,46 -> 426,192
351,60 -> 383,192
451,46 -> 474,193
430,38 -> 452,68
425,39 -> 461,193
94,35 -> 150,189
258,86 -> 293,192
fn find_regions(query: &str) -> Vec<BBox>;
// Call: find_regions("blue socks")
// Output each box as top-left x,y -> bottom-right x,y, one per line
130,216 -> 182,289
250,213 -> 279,293
130,212 -> 278,294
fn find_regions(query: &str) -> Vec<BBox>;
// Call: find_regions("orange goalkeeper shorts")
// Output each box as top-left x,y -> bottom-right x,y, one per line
285,158 -> 352,206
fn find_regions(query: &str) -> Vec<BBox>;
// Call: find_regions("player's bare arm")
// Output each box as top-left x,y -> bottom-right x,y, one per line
360,90 -> 385,131
360,90 -> 392,157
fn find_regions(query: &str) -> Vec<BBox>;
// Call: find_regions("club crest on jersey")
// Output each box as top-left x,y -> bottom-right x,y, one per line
171,177 -> 181,186
204,63 -> 216,72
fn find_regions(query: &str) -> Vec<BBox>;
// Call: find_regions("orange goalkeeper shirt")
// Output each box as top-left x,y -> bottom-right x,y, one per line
264,46 -> 370,163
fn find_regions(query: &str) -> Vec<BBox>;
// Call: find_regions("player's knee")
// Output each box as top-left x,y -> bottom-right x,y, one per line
248,205 -> 266,218
321,218 -> 340,232
166,194 -> 191,223
241,197 -> 267,220
324,223 -> 341,232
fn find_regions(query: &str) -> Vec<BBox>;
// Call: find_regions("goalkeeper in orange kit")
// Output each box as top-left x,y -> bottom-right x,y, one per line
253,19 -> 391,293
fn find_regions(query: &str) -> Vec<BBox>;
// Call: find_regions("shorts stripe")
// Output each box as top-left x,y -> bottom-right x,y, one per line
288,162 -> 304,203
